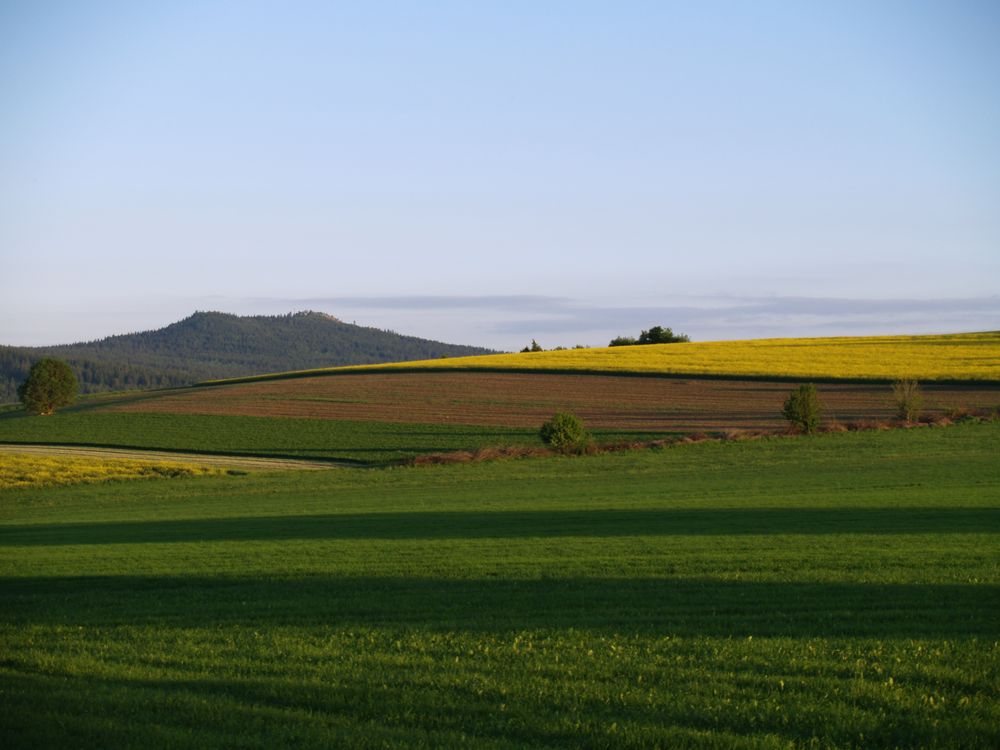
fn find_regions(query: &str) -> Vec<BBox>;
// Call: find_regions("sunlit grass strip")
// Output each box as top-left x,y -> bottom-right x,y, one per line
1,425 -> 999,747
214,332 -> 999,383
0,453 -> 226,491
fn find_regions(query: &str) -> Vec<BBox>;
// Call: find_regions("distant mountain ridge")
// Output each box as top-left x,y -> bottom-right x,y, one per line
0,311 -> 496,402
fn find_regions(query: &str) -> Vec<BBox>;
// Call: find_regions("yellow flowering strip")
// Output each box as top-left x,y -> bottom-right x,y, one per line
326,332 -> 1000,381
0,453 -> 226,491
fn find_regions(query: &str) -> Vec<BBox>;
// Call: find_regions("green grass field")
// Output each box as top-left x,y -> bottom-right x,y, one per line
0,411 -> 529,464
2,423 -> 998,748
0,410 -> 681,465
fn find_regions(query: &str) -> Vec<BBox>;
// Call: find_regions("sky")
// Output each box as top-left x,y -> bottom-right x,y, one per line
1,0 -> 998,350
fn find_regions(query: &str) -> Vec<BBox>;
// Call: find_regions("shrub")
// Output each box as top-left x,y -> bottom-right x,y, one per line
608,336 -> 638,347
520,339 -> 544,353
891,379 -> 923,423
782,383 -> 822,434
539,412 -> 589,452
18,358 -> 77,415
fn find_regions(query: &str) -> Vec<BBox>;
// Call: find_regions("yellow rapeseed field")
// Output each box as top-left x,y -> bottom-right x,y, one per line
0,453 -> 225,491
339,332 -> 1000,381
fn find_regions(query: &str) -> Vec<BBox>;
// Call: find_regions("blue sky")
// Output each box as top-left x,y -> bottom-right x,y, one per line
2,1 -> 998,349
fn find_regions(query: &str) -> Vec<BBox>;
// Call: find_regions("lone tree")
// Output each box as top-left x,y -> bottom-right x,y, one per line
782,383 -> 822,434
18,358 -> 78,415
891,379 -> 923,423
539,412 -> 589,452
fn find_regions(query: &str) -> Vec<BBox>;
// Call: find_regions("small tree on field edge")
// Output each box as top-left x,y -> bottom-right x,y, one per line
892,379 -> 923,423
18,358 -> 78,415
540,412 -> 589,452
637,326 -> 690,344
782,383 -> 822,434
608,336 -> 638,347
608,326 -> 689,347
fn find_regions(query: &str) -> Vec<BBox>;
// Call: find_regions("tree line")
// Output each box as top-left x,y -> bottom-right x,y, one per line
608,326 -> 690,346
521,326 -> 690,353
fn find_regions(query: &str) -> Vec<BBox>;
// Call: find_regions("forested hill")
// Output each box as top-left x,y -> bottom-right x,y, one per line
1,311 -> 496,402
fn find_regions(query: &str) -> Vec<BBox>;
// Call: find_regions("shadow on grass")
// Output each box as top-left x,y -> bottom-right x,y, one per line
0,391 -> 183,420
2,574 -> 997,637
3,507 -> 998,547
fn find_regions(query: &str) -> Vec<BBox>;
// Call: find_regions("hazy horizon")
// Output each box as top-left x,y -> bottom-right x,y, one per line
3,2 -> 998,348
4,293 -> 998,352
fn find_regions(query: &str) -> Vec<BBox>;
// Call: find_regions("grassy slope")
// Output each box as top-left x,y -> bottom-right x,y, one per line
210,331 -> 1000,384
0,411 -> 679,465
0,411 -> 533,464
2,424 -> 998,748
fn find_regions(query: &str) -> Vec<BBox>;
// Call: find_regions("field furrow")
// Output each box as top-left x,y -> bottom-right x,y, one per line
100,372 -> 1000,432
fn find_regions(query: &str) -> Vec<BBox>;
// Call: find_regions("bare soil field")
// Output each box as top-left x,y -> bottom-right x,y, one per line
99,372 -> 1000,432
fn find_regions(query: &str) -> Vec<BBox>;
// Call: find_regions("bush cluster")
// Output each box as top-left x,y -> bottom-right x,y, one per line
609,326 -> 689,347
539,412 -> 589,452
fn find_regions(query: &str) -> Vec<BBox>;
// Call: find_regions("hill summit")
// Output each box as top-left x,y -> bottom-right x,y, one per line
0,311 -> 495,402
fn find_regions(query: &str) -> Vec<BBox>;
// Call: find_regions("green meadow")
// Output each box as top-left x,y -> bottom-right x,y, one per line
0,411 -> 532,465
2,423 -> 999,748
0,411 -> 679,466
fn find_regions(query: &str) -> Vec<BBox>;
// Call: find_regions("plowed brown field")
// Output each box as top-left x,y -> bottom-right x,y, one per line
101,372 -> 1000,432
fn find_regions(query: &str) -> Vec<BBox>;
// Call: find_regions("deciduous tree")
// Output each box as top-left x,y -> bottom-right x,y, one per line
18,358 -> 77,415
892,379 -> 923,423
782,383 -> 822,434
